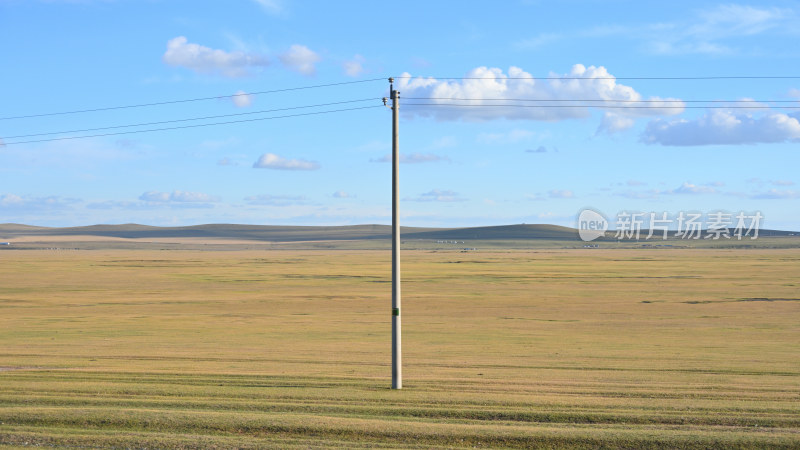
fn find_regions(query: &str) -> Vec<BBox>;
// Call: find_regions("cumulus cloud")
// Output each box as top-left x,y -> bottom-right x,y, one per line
245,194 -> 308,206
139,190 -> 220,203
163,36 -> 269,77
397,65 -> 683,132
342,54 -> 365,77
279,44 -> 320,76
231,90 -> 253,108
253,153 -> 320,170
371,152 -> 450,164
642,109 -> 800,146
406,189 -> 466,202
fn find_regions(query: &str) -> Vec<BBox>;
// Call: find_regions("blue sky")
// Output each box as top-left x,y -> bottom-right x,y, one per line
1,0 -> 799,229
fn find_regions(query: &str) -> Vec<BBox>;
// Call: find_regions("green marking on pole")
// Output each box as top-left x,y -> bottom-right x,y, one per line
392,308 -> 400,316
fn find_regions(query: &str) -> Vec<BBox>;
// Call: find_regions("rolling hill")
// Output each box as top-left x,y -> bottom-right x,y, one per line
1,223 -> 797,250
0,223 -> 578,242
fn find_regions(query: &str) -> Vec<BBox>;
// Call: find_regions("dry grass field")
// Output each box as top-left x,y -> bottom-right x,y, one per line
0,247 -> 798,448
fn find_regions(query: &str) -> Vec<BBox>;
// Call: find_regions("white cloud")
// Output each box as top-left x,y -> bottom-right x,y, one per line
371,152 -> 450,164
526,193 -> 546,201
615,189 -> 660,200
771,180 -> 796,186
670,182 -> 718,195
0,193 -> 25,207
643,110 -> 800,146
548,189 -> 574,199
252,0 -> 282,14
695,4 -> 790,37
598,112 -> 635,134
397,65 -> 683,131
0,194 -> 80,210
232,90 -> 253,108
245,194 -> 309,206
332,191 -> 354,199
752,189 -> 800,199
516,5 -> 796,57
640,5 -> 794,55
253,153 -> 320,170
342,54 -> 365,77
86,200 -> 146,210
515,32 -> 561,49
279,44 -> 320,76
432,136 -> 457,148
407,189 -> 466,202
525,146 -> 548,153
162,36 -> 269,77
616,181 -> 722,199
139,190 -> 220,203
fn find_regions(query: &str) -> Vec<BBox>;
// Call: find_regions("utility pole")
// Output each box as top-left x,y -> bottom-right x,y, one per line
389,77 -> 402,389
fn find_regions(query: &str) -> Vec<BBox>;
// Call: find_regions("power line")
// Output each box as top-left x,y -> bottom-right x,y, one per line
0,78 -> 386,121
404,97 -> 800,104
403,103 -> 800,109
0,105 -> 382,146
4,75 -> 796,121
3,98 -> 379,140
394,75 -> 800,80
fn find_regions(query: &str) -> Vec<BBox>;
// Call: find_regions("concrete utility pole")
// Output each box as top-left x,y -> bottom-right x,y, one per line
389,77 -> 402,390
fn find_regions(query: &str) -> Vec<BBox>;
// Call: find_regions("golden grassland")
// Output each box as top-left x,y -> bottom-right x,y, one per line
0,248 -> 798,448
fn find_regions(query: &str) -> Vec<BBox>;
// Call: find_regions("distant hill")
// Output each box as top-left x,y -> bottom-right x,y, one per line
1,223 -> 797,249
0,223 -> 578,242
404,224 -> 580,240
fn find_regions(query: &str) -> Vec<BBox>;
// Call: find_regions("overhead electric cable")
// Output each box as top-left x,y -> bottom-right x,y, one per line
394,75 -> 800,80
4,75 -> 796,121
3,98 -> 379,140
403,103 -> 800,109
404,97 -> 800,104
0,78 -> 385,121
0,105 -> 382,146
